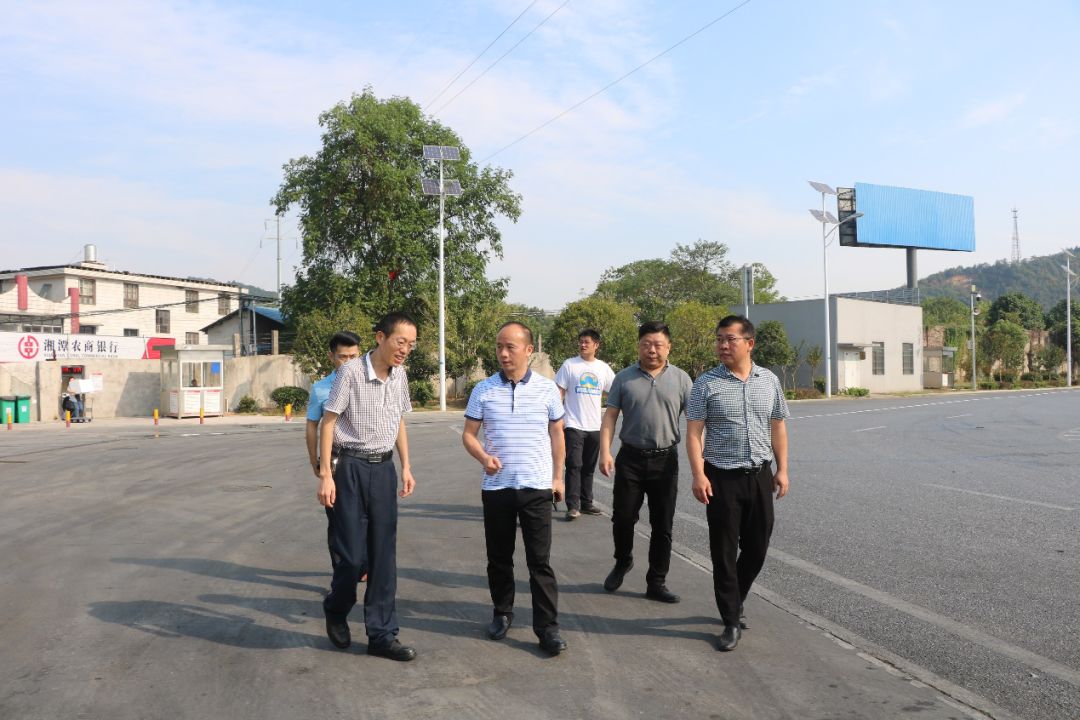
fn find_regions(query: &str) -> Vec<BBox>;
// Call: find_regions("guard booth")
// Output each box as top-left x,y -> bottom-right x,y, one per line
159,345 -> 228,418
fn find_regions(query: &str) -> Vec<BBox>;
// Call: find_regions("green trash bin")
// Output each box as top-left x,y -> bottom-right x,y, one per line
14,395 -> 31,423
0,396 -> 14,425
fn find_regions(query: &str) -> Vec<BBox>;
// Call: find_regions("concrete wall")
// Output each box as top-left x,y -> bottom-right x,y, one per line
747,298 -> 923,392
0,355 -> 310,420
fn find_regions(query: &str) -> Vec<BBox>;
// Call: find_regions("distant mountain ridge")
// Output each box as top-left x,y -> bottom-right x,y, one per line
914,247 -> 1079,310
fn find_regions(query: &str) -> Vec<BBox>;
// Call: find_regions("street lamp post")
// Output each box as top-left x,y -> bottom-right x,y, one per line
1063,249 -> 1076,387
421,145 -> 462,412
808,181 -> 861,398
969,284 -> 981,389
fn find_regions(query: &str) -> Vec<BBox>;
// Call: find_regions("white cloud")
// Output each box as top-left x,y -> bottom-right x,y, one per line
959,93 -> 1027,129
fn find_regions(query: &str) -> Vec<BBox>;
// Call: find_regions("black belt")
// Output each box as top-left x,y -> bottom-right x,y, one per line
621,443 -> 677,458
712,461 -> 769,475
336,448 -> 393,463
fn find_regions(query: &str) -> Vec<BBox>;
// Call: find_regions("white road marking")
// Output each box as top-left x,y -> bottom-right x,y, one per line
853,425 -> 886,433
790,388 -> 1075,421
922,483 -> 1074,511
945,413 -> 973,419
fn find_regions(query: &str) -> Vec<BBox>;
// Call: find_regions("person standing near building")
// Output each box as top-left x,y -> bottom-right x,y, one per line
686,315 -> 789,652
555,328 -> 615,521
462,321 -> 568,656
598,321 -> 692,604
317,312 -> 418,661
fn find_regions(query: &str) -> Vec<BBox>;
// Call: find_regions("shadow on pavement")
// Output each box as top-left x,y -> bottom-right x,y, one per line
113,557 -> 327,594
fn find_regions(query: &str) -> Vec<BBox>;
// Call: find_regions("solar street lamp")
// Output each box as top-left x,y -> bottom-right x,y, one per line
421,145 -> 463,412
970,285 -> 982,390
1063,248 -> 1076,387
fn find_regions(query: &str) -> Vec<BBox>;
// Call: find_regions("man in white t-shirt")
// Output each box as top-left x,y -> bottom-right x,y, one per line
555,328 -> 616,521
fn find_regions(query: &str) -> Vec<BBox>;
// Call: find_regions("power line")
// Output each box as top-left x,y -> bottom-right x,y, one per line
424,0 -> 541,110
479,0 -> 757,163
432,0 -> 570,115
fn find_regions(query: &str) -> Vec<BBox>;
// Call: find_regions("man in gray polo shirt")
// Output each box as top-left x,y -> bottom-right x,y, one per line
599,321 -> 693,603
686,314 -> 789,652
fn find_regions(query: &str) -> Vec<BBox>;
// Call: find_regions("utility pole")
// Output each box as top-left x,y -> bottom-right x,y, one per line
1011,208 -> 1020,264
276,214 -> 282,300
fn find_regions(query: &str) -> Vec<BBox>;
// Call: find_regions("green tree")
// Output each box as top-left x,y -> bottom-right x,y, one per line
922,296 -> 969,327
291,302 -> 372,378
1036,343 -> 1066,379
548,297 -> 639,371
728,262 -> 784,304
1046,298 -> 1080,355
753,320 -> 794,383
806,344 -> 823,385
982,320 -> 1027,381
667,302 -> 728,378
272,89 -> 521,383
987,292 -> 1045,330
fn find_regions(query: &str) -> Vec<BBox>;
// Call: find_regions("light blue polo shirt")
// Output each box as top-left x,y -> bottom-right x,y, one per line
465,369 -> 565,491
306,370 -> 337,422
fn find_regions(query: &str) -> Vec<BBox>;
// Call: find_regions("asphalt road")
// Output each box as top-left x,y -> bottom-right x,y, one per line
1,388 -> 1076,719
589,388 -> 1080,720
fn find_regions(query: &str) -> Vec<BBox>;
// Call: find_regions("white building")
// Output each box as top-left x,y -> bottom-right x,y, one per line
748,294 -> 924,393
0,245 -> 247,345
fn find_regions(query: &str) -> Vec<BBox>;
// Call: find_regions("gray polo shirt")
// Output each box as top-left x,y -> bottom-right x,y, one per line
606,362 -> 693,450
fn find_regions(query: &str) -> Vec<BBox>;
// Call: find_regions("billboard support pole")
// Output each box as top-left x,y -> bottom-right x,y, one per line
906,249 -> 918,289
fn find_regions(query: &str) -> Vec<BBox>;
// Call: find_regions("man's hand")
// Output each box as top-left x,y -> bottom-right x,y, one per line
773,469 -> 789,499
599,452 -> 614,477
400,466 -> 416,498
552,476 -> 565,503
692,473 -> 712,505
482,454 -> 503,476
317,472 -> 336,508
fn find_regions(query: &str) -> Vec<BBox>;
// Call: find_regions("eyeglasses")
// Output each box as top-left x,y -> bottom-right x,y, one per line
715,335 -> 750,346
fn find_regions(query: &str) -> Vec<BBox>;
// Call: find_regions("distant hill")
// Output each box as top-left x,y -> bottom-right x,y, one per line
188,277 -> 278,302
915,247 -> 1079,310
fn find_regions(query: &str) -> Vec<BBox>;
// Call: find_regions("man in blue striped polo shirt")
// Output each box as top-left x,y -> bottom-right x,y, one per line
686,315 -> 790,652
462,321 -> 568,656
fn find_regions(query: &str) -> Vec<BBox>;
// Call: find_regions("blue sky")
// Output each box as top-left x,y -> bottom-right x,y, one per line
2,0 -> 1078,309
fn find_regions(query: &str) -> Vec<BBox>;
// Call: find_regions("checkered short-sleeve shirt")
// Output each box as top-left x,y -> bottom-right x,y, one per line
686,363 -> 789,469
324,353 -> 411,453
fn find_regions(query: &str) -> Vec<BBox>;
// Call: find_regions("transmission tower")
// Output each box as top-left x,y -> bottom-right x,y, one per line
1011,208 -> 1020,264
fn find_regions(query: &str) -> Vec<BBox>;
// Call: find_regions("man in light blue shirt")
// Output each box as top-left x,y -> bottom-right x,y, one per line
306,331 -> 362,571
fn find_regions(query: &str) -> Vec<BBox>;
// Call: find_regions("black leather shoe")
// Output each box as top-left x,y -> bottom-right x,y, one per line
717,624 -> 741,652
738,605 -> 748,630
324,612 -> 350,649
487,614 -> 512,640
580,503 -> 603,516
539,630 -> 567,656
645,585 -> 681,604
603,560 -> 633,592
367,639 -> 417,662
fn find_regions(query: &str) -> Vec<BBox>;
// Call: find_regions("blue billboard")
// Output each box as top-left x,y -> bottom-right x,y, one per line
838,183 -> 975,251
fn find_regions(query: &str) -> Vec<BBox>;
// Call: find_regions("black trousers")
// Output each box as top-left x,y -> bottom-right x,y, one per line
323,455 -> 399,645
611,447 -> 678,587
481,488 -> 559,637
563,428 -> 601,510
705,461 -> 775,625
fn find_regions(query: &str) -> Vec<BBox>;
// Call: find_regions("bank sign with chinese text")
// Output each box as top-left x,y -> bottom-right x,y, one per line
0,332 -> 173,362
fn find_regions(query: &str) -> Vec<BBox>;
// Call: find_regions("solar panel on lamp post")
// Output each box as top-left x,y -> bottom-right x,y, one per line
808,181 -> 837,397
421,145 -> 463,411
1063,248 -> 1076,387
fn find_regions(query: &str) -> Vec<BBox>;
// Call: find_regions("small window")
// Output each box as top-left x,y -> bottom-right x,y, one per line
156,309 -> 170,333
185,332 -> 200,345
79,325 -> 98,335
124,328 -> 139,337
186,289 -> 199,313
902,343 -> 914,375
218,292 -> 230,315
124,282 -> 139,309
872,342 -> 885,375
79,278 -> 96,305
39,283 -> 53,299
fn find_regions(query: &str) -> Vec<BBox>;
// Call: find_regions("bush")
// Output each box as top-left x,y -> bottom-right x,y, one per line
270,385 -> 309,411
409,379 -> 435,406
842,387 -> 869,397
813,377 -> 826,393
236,395 -> 258,413
794,388 -> 823,400
1020,372 -> 1037,382
783,390 -> 797,401
463,379 -> 482,399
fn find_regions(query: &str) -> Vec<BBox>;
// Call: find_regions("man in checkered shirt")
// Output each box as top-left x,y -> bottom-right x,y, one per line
686,315 -> 790,653
317,312 -> 419,662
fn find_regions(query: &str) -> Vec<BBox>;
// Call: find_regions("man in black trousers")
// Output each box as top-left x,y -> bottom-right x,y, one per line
317,312 -> 419,661
686,315 -> 790,652
598,321 -> 693,604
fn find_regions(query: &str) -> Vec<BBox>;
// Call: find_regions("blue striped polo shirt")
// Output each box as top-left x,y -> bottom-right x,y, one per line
465,369 -> 565,491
